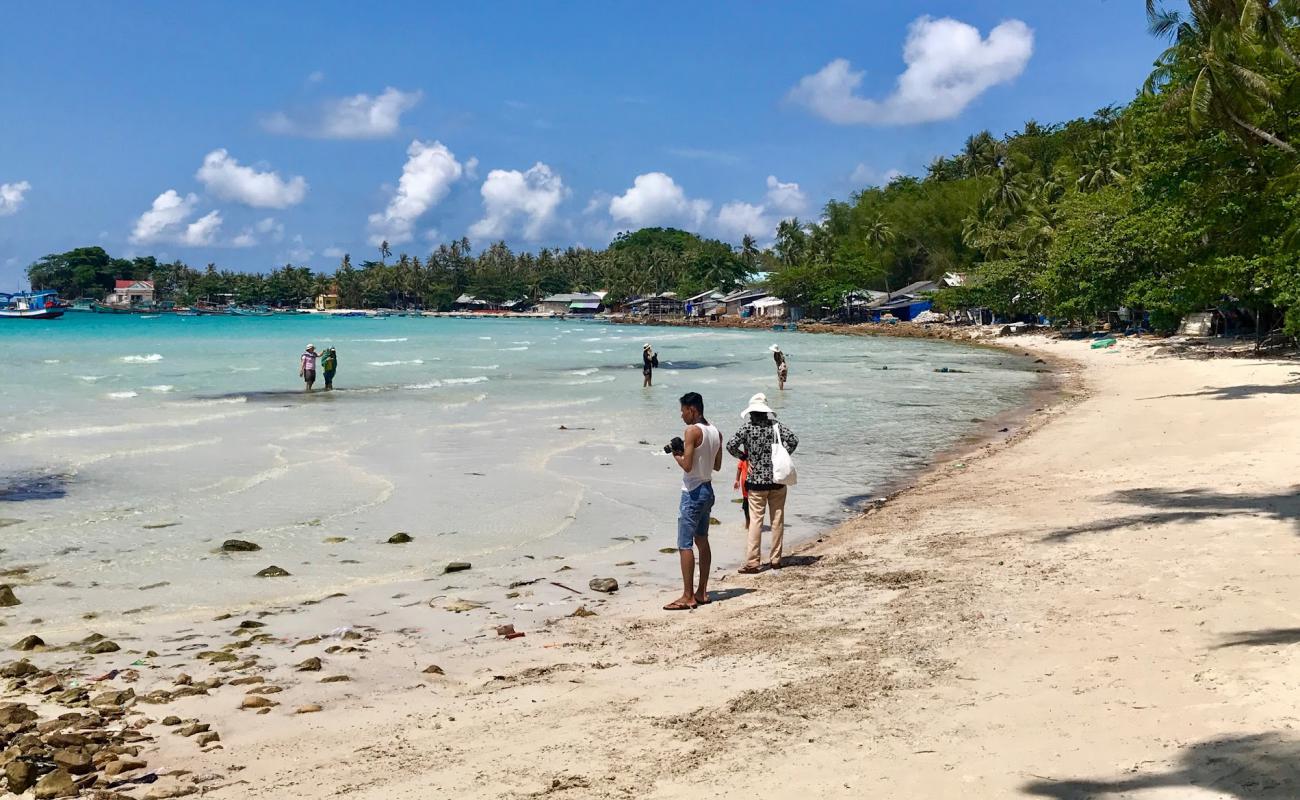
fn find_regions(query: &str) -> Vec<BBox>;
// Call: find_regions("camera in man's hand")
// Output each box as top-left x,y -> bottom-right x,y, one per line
663,436 -> 684,455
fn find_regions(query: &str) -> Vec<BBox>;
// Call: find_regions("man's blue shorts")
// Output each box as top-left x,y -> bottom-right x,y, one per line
677,482 -> 715,550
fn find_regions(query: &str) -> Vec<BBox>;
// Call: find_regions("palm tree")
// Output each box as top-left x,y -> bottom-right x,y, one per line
379,240 -> 392,265
1145,0 -> 1296,152
739,234 -> 760,275
864,217 -> 895,251
1076,145 -> 1128,191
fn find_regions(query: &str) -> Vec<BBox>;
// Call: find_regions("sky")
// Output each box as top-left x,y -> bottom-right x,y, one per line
0,1 -> 1163,286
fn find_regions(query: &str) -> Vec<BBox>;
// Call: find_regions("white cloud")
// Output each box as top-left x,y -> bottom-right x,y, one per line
181,210 -> 223,246
264,87 -> 422,139
469,162 -> 567,241
764,175 -> 807,215
196,149 -> 307,208
367,140 -> 465,246
287,234 -> 313,263
608,172 -> 710,230
850,164 -> 905,186
715,201 -> 772,241
323,246 -> 346,259
129,190 -> 200,244
0,181 -> 31,216
787,17 -> 1033,125
231,217 -> 284,248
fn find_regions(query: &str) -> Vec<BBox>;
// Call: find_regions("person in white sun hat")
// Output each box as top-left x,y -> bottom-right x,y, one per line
299,344 -> 318,393
726,392 -> 799,572
770,344 -> 788,390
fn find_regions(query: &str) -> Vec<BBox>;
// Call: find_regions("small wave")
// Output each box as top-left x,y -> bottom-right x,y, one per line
478,336 -> 493,340
565,375 -> 617,385
107,391 -> 139,399
470,364 -> 500,370
499,396 -> 602,411
230,366 -> 262,372
368,359 -> 425,367
581,337 -> 603,342
511,341 -> 533,345
147,385 -> 174,393
174,397 -> 248,407
504,346 -> 529,351
441,393 -> 489,409
568,368 -> 599,376
352,337 -> 409,343
43,359 -> 61,364
403,376 -> 489,390
121,354 -> 163,363
77,375 -> 108,382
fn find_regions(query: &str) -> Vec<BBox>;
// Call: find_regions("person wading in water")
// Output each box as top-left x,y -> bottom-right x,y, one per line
771,344 -> 788,391
321,347 -> 338,391
642,343 -> 659,387
299,344 -> 318,393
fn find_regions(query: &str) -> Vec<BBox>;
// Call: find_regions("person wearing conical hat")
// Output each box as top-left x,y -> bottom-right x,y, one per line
770,344 -> 788,391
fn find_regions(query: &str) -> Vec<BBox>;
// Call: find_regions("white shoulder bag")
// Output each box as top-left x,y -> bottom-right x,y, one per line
772,424 -> 798,487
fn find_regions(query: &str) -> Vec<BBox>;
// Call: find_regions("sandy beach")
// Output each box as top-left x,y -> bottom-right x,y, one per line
4,332 -> 1299,799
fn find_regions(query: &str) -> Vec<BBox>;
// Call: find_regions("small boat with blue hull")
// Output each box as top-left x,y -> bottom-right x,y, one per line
0,290 -> 65,319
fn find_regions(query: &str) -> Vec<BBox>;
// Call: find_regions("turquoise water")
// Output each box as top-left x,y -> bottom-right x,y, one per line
0,313 -> 1039,624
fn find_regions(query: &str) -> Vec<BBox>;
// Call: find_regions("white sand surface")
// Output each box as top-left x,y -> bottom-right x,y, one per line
5,334 -> 1299,799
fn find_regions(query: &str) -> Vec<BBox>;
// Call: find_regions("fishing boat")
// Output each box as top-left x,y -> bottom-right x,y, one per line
91,301 -> 135,314
0,290 -> 66,319
227,305 -> 274,317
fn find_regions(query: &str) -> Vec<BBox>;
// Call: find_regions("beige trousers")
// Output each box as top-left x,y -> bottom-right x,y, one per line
745,486 -> 787,568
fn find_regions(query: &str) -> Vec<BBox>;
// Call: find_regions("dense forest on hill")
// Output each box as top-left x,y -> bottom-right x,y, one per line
28,2 -> 1300,332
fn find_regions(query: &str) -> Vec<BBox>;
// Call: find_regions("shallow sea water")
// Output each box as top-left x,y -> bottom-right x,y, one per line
0,314 -> 1040,625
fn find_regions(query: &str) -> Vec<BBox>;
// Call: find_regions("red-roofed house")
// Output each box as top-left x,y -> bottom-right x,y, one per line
107,280 -> 155,307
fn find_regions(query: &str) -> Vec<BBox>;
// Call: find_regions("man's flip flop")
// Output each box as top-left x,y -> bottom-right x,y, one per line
738,566 -> 762,574
663,601 -> 696,611
695,596 -> 712,605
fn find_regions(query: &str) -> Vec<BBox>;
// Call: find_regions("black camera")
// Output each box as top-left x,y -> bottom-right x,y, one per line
663,437 -> 684,455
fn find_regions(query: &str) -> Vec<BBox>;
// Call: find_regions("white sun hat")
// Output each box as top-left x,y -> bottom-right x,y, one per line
741,392 -> 776,419
769,344 -> 782,353
643,343 -> 652,350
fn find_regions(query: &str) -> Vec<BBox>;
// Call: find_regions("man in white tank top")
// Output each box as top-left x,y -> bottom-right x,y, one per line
665,392 -> 722,611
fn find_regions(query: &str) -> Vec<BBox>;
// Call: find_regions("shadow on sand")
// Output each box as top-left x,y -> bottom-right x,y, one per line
1213,628 -> 1300,649
1141,374 -> 1300,402
1042,487 -> 1300,542
1022,732 -> 1300,799
701,587 -> 756,604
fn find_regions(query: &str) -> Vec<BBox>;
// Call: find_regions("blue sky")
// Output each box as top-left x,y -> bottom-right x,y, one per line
0,1 -> 1161,285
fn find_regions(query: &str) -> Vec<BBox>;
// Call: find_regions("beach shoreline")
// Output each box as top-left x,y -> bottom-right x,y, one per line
7,333 -> 1298,799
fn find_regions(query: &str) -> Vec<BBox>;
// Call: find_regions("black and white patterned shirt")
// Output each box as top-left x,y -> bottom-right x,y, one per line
727,419 -> 799,488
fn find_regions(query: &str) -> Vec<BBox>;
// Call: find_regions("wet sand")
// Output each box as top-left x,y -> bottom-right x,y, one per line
4,334 -> 1299,798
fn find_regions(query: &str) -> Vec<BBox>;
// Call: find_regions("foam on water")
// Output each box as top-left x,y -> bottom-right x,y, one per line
121,353 -> 164,363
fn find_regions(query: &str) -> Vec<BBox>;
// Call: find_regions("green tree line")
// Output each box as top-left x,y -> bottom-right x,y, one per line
25,229 -> 758,311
